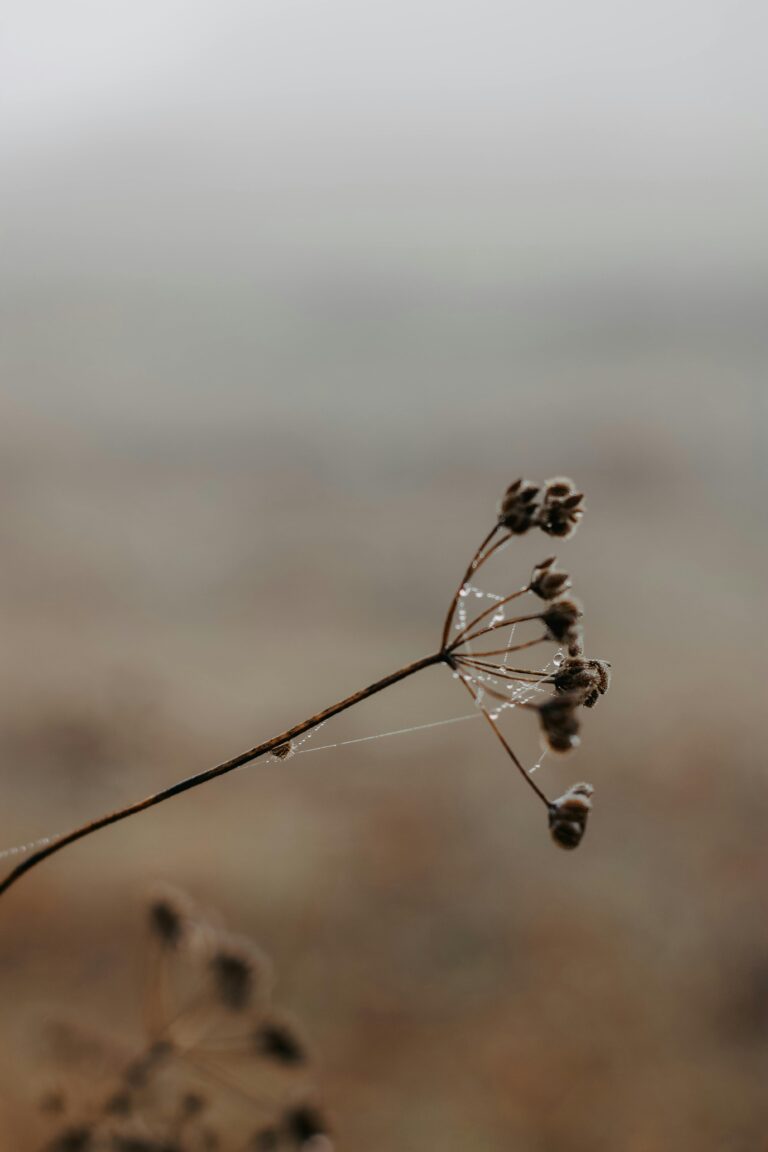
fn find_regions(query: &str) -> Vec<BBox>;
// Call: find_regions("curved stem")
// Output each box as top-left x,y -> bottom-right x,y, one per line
453,668 -> 550,806
0,652 -> 445,899
451,585 -> 530,646
440,525 -> 501,650
452,617 -> 543,649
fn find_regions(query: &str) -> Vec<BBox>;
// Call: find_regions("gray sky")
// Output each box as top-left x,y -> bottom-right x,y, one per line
1,1 -> 766,440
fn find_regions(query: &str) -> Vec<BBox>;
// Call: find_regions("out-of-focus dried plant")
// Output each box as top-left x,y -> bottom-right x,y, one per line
0,477 -> 610,896
37,889 -> 333,1152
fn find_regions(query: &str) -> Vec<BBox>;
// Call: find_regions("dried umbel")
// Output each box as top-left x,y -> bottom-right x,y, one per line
0,474 -> 610,898
548,782 -> 594,849
39,893 -> 332,1151
441,475 -> 609,852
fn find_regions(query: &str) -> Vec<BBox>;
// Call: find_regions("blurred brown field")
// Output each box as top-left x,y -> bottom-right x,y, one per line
1,4 -> 767,1147
1,366 -> 765,1149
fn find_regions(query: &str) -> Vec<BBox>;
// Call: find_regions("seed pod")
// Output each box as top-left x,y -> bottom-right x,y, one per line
535,693 -> 581,753
530,557 -> 572,600
553,657 -> 611,708
548,782 -> 594,849
537,476 -> 585,538
541,597 -> 583,645
498,478 -> 540,534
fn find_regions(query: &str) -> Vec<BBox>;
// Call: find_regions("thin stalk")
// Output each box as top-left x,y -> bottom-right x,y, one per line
440,525 -> 501,650
453,670 -> 550,806
453,616 -> 544,648
450,584 -> 530,646
0,652 -> 445,898
454,655 -> 543,677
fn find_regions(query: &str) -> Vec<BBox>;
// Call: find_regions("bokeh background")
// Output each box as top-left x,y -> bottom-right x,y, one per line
1,2 -> 766,1148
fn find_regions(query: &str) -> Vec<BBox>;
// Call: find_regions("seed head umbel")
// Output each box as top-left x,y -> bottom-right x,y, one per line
498,478 -> 540,534
548,782 -> 594,849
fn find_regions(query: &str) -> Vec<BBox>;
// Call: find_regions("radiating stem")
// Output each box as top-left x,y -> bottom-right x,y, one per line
440,525 -> 502,650
453,669 -> 550,806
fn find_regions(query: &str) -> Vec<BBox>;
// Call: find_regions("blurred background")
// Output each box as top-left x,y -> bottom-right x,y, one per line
1,1 -> 766,1148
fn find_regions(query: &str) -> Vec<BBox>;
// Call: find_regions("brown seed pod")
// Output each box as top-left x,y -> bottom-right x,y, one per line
548,782 -> 594,849
553,657 -> 611,708
535,693 -> 582,753
498,478 -> 540,534
541,597 -> 583,645
530,557 -> 572,600
537,476 -> 585,538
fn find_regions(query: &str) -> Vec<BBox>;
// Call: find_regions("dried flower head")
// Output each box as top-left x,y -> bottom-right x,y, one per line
541,597 -> 583,645
537,476 -> 585,538
529,556 -> 571,600
534,694 -> 582,753
498,478 -> 540,534
553,657 -> 611,708
548,782 -> 594,849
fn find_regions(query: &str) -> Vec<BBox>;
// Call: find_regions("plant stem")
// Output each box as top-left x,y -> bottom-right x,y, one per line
453,669 -> 550,807
440,525 -> 500,650
0,651 -> 446,899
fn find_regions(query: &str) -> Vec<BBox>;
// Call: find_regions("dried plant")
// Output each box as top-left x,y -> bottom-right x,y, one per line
38,889 -> 332,1152
0,477 -> 610,897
